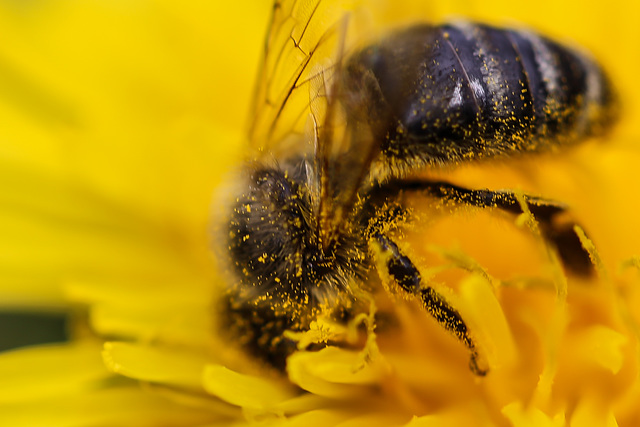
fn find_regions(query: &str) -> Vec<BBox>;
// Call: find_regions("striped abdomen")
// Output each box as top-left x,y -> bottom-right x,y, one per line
342,21 -> 617,171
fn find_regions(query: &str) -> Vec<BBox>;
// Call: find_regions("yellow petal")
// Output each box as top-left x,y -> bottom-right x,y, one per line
202,364 -> 298,410
336,412 -> 410,427
0,341 -> 108,404
571,395 -> 619,427
0,386 -> 224,427
459,274 -> 518,371
568,326 -> 627,374
287,347 -> 383,398
89,302 -> 211,347
404,405 -> 493,427
0,0 -> 265,308
278,409 -> 351,427
502,402 -> 565,427
102,341 -> 207,390
0,160 -> 219,309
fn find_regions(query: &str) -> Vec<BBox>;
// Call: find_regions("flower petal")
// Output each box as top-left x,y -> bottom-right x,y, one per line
569,326 -> 627,374
459,274 -> 518,371
202,364 -> 298,410
502,402 -> 565,427
0,341 -> 108,404
102,341 -> 207,390
66,279 -> 213,345
0,0 -> 266,309
287,347 -> 384,398
0,386 -> 225,427
571,395 -> 619,427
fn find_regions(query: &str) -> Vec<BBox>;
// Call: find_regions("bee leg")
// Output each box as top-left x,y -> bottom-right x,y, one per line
377,180 -> 594,276
372,232 -> 488,376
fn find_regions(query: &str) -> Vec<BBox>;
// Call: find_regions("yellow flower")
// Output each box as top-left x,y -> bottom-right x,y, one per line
1,0 -> 640,426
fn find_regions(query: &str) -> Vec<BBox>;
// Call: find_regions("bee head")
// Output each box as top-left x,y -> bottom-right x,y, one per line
227,166 -> 316,305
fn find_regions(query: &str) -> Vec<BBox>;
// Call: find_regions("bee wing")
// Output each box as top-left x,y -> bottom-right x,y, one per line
247,0 -> 354,160
316,28 -> 387,247
248,0 -> 379,246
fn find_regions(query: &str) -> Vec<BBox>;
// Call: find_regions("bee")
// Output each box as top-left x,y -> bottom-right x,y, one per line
216,0 -> 617,376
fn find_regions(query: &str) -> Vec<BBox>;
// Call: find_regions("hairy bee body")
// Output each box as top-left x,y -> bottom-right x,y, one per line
342,22 -> 616,178
222,160 -> 372,369
220,20 -> 617,372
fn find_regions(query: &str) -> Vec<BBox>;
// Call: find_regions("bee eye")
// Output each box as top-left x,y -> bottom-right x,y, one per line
228,167 -> 308,294
252,170 -> 296,207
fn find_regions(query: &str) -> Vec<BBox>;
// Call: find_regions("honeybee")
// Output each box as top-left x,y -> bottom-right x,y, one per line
216,0 -> 617,376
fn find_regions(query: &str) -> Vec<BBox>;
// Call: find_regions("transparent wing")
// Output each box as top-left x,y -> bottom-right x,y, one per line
247,0 -> 354,159
248,0 -> 384,246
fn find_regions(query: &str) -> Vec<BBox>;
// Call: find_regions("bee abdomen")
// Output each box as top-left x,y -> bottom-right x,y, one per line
345,22 -> 617,170
496,24 -> 615,141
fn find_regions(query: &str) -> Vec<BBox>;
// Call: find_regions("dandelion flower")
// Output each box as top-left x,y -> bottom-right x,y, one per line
1,0 -> 640,426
